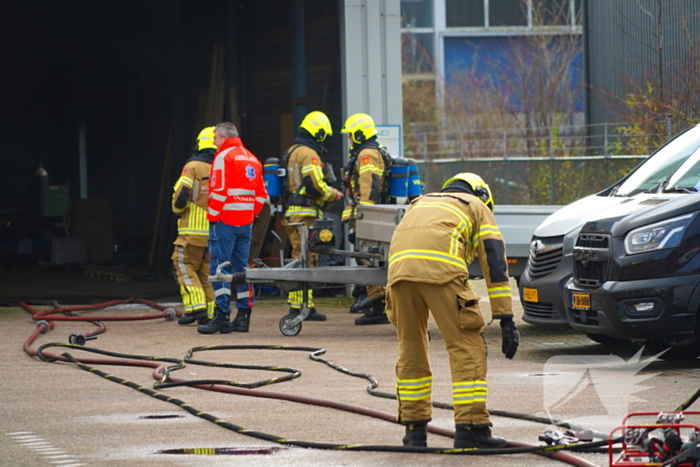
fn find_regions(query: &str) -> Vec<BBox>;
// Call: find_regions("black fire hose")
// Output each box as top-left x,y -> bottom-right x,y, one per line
26,300 -> 700,466
33,340 -> 607,466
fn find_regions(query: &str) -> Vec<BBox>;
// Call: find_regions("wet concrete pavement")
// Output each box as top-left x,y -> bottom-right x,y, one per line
1,275 -> 699,467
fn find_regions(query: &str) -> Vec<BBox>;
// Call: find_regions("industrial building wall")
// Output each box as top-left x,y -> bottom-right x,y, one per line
305,0 -> 344,169
586,0 -> 700,127
243,0 -> 343,169
243,1 -> 294,162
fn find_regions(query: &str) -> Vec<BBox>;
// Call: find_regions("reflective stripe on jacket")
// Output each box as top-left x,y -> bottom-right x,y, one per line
172,159 -> 211,247
208,137 -> 268,226
344,146 -> 384,224
387,192 -> 514,319
284,144 -> 339,219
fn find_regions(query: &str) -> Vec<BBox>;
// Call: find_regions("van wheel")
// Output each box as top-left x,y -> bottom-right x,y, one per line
643,338 -> 700,361
585,332 -> 632,346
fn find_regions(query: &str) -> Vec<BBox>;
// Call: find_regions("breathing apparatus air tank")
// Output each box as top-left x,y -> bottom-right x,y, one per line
264,157 -> 282,204
388,157 -> 409,199
407,158 -> 422,200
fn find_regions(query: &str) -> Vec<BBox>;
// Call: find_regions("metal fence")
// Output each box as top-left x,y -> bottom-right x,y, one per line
415,155 -> 646,205
406,122 -> 663,205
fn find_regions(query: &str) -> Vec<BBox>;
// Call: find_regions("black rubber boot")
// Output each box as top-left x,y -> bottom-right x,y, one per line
402,422 -> 428,447
197,308 -> 232,334
454,425 -> 507,449
290,307 -> 327,322
349,287 -> 370,313
178,309 -> 207,325
230,307 -> 251,332
305,307 -> 326,321
352,285 -> 367,298
354,299 -> 389,325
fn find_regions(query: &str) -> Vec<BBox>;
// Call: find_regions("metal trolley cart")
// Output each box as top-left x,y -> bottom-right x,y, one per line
210,206 -> 403,336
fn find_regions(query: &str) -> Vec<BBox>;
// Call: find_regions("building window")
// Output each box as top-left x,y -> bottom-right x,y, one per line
444,0 -> 581,29
490,0 -> 527,26
402,33 -> 435,74
401,0 -> 434,28
446,0 -> 484,27
534,0 -> 575,25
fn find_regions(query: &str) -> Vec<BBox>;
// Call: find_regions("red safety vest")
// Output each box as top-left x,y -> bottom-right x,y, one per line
208,137 -> 268,226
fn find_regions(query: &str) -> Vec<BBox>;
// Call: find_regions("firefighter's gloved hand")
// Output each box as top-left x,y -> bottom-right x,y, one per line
500,317 -> 519,359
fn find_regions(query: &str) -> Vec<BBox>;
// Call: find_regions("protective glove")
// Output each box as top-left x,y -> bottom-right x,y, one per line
500,317 -> 519,359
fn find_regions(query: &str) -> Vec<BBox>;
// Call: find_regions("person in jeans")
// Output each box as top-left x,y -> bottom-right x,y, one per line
198,122 -> 268,334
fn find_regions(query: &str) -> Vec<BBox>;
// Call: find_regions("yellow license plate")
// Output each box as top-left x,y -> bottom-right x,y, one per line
523,287 -> 538,302
571,293 -> 591,310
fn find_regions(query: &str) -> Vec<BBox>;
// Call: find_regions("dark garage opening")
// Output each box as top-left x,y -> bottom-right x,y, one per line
0,0 -> 342,288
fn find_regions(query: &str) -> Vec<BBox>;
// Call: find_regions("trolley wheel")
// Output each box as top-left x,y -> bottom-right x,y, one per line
279,314 -> 302,337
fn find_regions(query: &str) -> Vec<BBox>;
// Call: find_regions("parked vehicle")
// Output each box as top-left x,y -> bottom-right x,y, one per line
520,124 -> 700,326
564,148 -> 700,359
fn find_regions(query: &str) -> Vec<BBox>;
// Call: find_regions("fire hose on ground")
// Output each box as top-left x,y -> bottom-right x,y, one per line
11,297 -> 700,466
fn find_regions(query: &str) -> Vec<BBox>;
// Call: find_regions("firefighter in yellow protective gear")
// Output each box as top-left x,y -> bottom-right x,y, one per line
283,111 -> 343,321
340,113 -> 388,325
171,126 -> 217,325
385,172 -> 520,449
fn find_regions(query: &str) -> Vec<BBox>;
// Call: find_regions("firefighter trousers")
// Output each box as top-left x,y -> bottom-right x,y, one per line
386,278 -> 490,426
172,243 -> 215,317
351,219 -> 384,303
284,216 -> 319,309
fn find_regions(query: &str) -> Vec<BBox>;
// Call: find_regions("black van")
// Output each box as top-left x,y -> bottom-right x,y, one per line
563,151 -> 700,359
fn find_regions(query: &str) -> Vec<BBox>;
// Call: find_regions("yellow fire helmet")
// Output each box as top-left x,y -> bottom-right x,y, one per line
196,126 -> 217,151
300,111 -> 333,142
442,172 -> 495,211
341,113 -> 377,144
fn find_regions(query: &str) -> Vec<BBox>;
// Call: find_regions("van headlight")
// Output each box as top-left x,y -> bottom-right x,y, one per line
624,214 -> 694,255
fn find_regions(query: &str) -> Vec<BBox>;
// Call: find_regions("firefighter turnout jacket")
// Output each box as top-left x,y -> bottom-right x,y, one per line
284,141 -> 340,219
387,192 -> 513,319
172,149 -> 215,248
342,141 -> 385,223
208,137 -> 268,226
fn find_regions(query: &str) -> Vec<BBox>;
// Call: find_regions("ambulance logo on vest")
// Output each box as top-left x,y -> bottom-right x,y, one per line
245,164 -> 256,180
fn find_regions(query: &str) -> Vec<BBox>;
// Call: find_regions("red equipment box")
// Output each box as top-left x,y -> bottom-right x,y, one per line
609,412 -> 700,467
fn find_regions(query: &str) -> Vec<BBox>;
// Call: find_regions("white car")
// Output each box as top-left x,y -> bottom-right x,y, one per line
519,123 -> 700,327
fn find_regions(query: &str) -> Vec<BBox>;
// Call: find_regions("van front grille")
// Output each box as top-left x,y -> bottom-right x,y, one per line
573,233 -> 611,287
526,237 -> 564,280
523,302 -> 555,319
